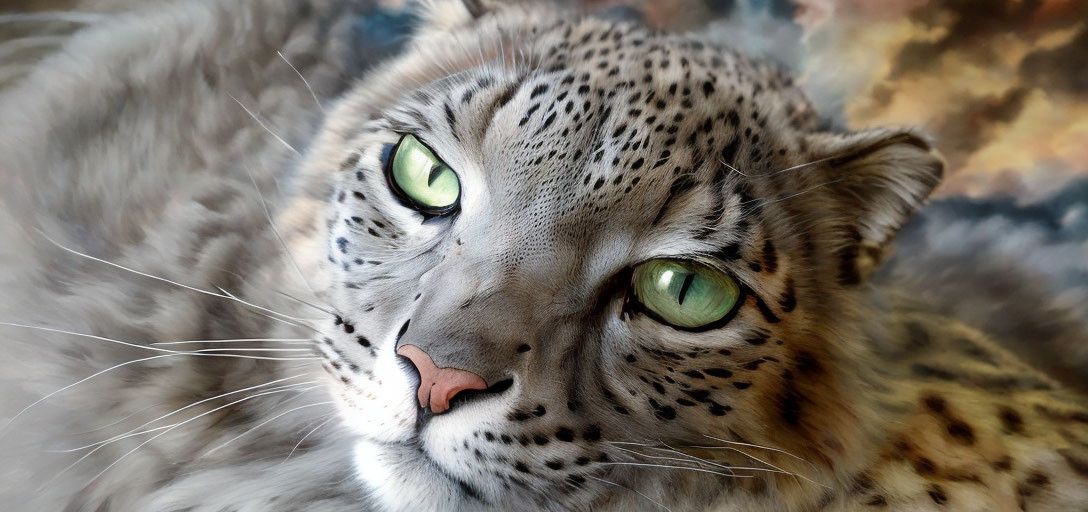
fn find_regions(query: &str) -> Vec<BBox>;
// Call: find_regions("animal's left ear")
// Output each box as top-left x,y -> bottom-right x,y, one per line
804,128 -> 944,282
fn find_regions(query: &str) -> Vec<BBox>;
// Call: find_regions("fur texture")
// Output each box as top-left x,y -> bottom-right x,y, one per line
1,1 -> 1085,511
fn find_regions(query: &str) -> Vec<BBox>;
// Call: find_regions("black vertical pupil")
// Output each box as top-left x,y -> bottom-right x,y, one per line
676,272 -> 696,305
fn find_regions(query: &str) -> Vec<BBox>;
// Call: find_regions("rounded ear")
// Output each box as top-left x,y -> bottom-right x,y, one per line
415,0 -> 494,32
804,128 -> 944,284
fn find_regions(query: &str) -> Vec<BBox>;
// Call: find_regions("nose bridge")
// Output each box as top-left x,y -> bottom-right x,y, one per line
397,257 -> 539,385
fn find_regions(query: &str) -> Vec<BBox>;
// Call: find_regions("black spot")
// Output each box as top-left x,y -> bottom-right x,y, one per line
761,239 -> 778,273
517,344 -> 531,353
702,81 -> 715,96
913,457 -> 936,476
779,278 -> 797,313
744,330 -> 770,345
357,336 -> 371,347
514,461 -> 531,474
705,368 -> 732,378
533,435 -> 549,446
732,381 -> 752,390
682,389 -> 711,402
922,394 -> 947,413
752,294 -> 781,323
946,420 -> 976,445
682,370 -> 705,379
864,495 -> 887,507
556,428 -> 575,442
708,403 -> 729,416
927,484 -> 948,505
654,404 -> 677,421
625,354 -> 637,363
545,460 -> 564,470
530,83 -> 549,99
583,425 -> 602,441
533,405 -> 547,417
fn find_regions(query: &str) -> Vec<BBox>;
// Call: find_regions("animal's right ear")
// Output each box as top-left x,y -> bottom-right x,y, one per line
415,0 -> 494,32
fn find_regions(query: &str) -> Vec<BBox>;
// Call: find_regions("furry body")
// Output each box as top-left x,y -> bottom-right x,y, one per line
0,1 -> 1085,511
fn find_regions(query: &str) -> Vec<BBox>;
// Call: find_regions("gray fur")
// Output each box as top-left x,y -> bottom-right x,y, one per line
1,1 -> 1084,511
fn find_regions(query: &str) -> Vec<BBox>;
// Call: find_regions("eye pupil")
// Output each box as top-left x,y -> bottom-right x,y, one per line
427,165 -> 444,187
676,272 -> 695,306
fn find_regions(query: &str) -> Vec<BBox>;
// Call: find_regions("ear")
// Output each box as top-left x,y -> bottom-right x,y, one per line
415,0 -> 494,31
804,128 -> 944,284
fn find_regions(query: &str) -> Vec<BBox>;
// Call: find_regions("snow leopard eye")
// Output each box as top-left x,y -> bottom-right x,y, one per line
384,134 -> 461,215
632,259 -> 744,330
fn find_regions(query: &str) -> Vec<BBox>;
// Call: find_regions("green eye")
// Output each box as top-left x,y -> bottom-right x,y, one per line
632,259 -> 743,330
387,134 -> 460,214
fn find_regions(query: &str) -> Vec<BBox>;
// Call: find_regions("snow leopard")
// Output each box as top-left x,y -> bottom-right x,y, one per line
1,1 -> 1086,511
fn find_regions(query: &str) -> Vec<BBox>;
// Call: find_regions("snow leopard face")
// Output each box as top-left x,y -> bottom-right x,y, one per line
299,2 -> 941,510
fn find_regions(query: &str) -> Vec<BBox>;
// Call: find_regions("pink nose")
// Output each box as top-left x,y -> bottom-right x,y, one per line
396,345 -> 488,414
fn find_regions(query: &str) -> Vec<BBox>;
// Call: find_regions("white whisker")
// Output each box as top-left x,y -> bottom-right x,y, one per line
584,474 -> 674,512
228,94 -> 301,156
56,379 -> 316,452
597,461 -> 752,479
278,51 -> 325,113
241,161 -> 321,302
276,291 -> 338,317
36,230 -> 316,330
280,413 -> 335,465
203,399 -> 334,456
151,338 -> 310,346
697,435 -> 815,467
53,385 -> 318,491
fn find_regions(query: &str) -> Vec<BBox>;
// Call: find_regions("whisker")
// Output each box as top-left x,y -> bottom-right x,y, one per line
583,474 -> 674,512
213,286 -> 325,330
62,404 -> 160,438
203,399 -> 334,456
694,434 -> 817,468
241,162 -> 321,301
280,413 -> 336,465
739,178 -> 844,209
151,338 -> 310,346
36,230 -> 316,329
0,322 -> 318,360
596,461 -> 752,479
56,379 -> 317,452
276,291 -> 338,317
277,51 -> 324,113
722,155 -> 838,179
609,445 -> 739,477
0,321 -> 319,433
228,94 -> 301,155
51,385 -> 318,491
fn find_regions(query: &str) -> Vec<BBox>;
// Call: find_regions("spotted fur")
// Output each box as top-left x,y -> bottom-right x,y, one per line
0,1 -> 1085,511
